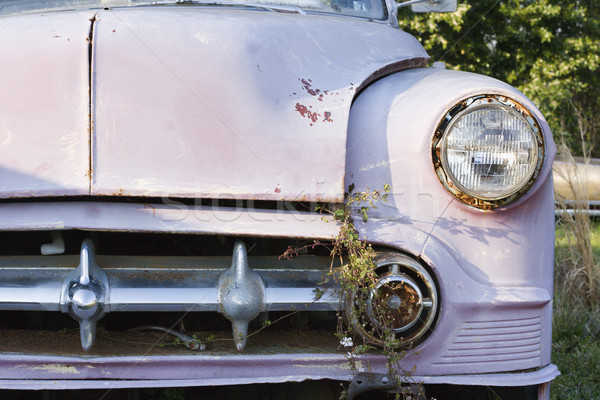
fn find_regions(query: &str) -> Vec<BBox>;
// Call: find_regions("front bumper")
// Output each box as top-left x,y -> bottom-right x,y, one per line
0,352 -> 558,389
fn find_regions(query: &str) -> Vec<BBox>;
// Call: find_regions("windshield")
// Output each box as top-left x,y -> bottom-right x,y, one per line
0,0 -> 388,20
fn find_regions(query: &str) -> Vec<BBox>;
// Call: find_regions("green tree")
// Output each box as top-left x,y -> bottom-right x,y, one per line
398,0 -> 600,156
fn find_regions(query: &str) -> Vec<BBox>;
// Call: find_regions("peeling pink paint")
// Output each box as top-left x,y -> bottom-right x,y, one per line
294,103 -> 320,125
299,78 -> 336,102
294,99 -> 334,125
299,78 -> 321,97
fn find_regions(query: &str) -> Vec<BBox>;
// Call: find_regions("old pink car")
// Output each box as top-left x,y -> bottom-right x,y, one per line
0,0 -> 557,398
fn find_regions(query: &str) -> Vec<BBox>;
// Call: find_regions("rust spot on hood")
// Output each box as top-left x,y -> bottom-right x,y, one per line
299,78 -> 320,96
294,103 -> 333,126
295,103 -> 319,126
298,78 -> 335,102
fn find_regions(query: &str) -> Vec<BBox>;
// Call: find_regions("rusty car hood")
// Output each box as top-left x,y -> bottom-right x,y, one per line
0,7 -> 429,202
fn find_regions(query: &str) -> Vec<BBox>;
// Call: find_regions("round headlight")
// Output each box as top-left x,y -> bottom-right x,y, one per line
432,95 -> 545,208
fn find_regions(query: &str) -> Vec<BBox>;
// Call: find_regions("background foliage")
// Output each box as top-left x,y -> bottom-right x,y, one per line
398,0 -> 600,156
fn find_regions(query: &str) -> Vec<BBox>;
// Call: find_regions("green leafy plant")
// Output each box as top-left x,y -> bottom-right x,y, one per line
318,184 -> 426,399
327,183 -> 390,291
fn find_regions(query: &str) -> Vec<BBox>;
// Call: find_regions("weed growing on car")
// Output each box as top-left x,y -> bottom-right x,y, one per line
327,184 -> 425,399
280,184 -> 428,398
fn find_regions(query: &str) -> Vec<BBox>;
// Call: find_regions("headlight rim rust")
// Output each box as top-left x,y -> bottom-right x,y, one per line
432,94 -> 546,210
345,252 -> 439,349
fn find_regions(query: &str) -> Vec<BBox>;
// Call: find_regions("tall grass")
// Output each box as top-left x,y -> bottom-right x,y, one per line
553,143 -> 600,311
552,142 -> 600,399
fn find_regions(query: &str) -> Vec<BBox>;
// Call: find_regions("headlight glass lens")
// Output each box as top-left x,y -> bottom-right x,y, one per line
434,95 -> 544,207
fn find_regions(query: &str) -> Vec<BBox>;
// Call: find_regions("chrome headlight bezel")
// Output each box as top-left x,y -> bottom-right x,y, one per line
432,94 -> 545,209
